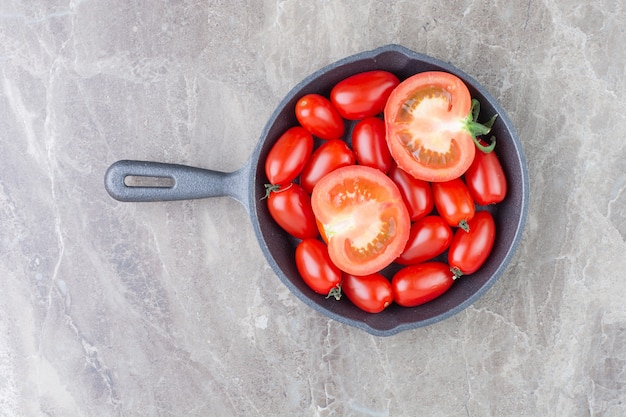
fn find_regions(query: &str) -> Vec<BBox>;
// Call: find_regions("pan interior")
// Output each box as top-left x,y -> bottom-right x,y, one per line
248,45 -> 528,336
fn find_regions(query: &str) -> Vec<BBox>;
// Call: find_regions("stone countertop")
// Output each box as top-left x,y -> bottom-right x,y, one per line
1,1 -> 625,416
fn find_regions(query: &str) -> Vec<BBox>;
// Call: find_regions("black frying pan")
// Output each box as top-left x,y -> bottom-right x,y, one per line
105,44 -> 529,336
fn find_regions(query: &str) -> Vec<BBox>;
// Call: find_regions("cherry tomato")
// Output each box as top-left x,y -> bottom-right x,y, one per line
448,210 -> 496,275
267,183 -> 318,240
391,262 -> 456,307
330,70 -> 400,120
265,127 -> 314,186
342,273 -> 393,313
431,178 -> 475,231
388,163 -> 434,221
464,146 -> 507,205
295,94 -> 345,140
384,72 -> 493,182
299,139 -> 355,194
396,215 -> 453,265
351,117 -> 392,173
295,239 -> 342,298
311,165 -> 410,276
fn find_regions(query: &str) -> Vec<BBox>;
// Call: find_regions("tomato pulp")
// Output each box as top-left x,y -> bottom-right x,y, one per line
384,71 -> 493,182
311,165 -> 410,276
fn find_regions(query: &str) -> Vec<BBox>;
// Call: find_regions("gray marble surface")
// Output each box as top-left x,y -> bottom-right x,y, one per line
1,1 -> 625,416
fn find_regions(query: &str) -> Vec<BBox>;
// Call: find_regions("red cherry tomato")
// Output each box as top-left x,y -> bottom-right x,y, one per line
265,127 -> 314,186
311,165 -> 410,276
396,215 -> 453,265
448,210 -> 496,275
299,139 -> 355,194
391,262 -> 456,307
342,273 -> 393,313
384,72 -> 494,182
388,163 -> 434,221
351,117 -> 392,173
431,178 -> 475,231
330,70 -> 400,120
295,239 -> 342,298
295,94 -> 345,140
267,183 -> 318,240
464,146 -> 507,205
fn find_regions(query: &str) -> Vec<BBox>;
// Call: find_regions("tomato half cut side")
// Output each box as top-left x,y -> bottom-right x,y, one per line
384,71 -> 491,182
311,165 -> 410,276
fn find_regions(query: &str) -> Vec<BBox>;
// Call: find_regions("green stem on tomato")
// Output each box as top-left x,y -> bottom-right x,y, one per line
458,219 -> 470,233
465,99 -> 498,153
450,266 -> 463,280
326,284 -> 342,301
262,183 -> 281,200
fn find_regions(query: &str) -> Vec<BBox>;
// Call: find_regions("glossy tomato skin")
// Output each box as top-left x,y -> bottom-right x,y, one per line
295,94 -> 345,140
267,183 -> 318,240
388,163 -> 434,221
311,165 -> 410,276
265,127 -> 314,186
299,139 -> 356,194
464,148 -> 507,205
330,70 -> 400,120
391,262 -> 455,307
431,178 -> 476,230
448,210 -> 496,275
351,117 -> 392,173
342,273 -> 393,313
396,215 -> 453,265
384,71 -> 476,182
295,239 -> 342,296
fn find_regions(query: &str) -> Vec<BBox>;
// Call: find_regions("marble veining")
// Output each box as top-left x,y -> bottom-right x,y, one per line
1,0 -> 625,416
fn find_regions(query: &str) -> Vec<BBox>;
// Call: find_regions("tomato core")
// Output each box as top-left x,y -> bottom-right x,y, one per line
385,71 -> 478,182
311,165 -> 410,276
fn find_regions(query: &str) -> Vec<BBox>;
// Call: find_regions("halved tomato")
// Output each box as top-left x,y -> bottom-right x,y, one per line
384,71 -> 492,182
311,165 -> 410,276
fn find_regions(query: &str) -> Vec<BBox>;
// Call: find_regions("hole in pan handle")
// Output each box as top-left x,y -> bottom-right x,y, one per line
104,160 -> 250,209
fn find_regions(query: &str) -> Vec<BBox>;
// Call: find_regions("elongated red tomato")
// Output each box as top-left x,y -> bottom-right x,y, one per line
265,127 -> 314,186
448,210 -> 496,275
431,178 -> 475,231
267,183 -> 318,240
311,165 -> 410,276
391,262 -> 456,307
295,94 -> 345,140
342,273 -> 393,313
295,239 -> 342,298
351,117 -> 392,173
299,139 -> 355,194
330,70 -> 400,120
396,215 -> 453,265
388,163 -> 434,221
384,71 -> 493,182
464,146 -> 507,205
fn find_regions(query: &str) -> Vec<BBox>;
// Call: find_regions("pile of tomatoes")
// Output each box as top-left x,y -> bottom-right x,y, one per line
264,69 -> 507,314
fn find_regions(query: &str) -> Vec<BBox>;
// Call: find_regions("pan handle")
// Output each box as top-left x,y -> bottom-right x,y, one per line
104,160 -> 251,211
